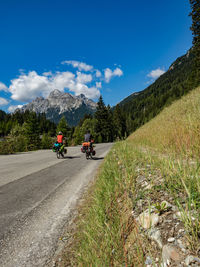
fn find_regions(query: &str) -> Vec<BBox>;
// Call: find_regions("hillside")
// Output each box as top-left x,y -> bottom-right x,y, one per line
118,49 -> 200,134
57,86 -> 200,266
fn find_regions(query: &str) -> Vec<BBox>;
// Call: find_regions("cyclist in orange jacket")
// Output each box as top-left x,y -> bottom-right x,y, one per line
57,131 -> 64,144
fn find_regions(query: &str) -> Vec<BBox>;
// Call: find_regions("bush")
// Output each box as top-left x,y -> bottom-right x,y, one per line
41,133 -> 53,149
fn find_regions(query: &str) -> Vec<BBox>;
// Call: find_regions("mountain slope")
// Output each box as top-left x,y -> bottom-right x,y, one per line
118,49 -> 200,134
17,90 -> 97,125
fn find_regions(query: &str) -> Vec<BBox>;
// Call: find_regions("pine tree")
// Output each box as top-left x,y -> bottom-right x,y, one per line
190,0 -> 200,72
113,104 -> 126,139
94,96 -> 111,142
41,133 -> 52,149
24,112 -> 40,150
57,116 -> 71,139
106,105 -> 115,142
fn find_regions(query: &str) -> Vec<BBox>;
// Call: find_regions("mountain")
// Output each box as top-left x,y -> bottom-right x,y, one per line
117,49 -> 200,134
17,90 -> 97,126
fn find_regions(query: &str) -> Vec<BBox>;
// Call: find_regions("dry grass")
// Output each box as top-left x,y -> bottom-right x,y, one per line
129,86 -> 200,157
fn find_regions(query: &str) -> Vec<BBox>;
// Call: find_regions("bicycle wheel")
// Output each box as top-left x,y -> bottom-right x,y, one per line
56,151 -> 61,159
86,151 -> 90,160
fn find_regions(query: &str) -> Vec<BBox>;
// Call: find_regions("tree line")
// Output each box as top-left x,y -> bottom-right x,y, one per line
0,110 -> 57,153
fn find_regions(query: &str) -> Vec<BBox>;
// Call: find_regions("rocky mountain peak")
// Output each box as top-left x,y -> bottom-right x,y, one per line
77,94 -> 86,99
48,89 -> 63,98
17,89 -> 97,125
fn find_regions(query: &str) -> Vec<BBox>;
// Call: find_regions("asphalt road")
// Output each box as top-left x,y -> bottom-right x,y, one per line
0,143 -> 113,267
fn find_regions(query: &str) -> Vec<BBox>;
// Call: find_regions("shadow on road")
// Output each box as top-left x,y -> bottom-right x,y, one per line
63,156 -> 81,159
91,157 -> 104,160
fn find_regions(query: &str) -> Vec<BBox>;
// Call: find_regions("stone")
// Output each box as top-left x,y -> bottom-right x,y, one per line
137,210 -> 159,229
162,245 -> 182,266
185,255 -> 200,265
141,181 -> 149,187
177,239 -> 186,250
168,237 -> 175,243
137,199 -> 143,208
178,229 -> 185,234
145,184 -> 153,190
145,256 -> 153,265
148,228 -> 163,249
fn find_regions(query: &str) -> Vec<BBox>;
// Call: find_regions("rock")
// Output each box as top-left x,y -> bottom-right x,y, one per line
168,237 -> 175,243
141,181 -> 149,187
177,238 -> 186,250
137,175 -> 146,184
145,184 -> 153,190
165,219 -> 172,223
162,244 -> 182,266
137,199 -> 143,208
145,256 -> 153,265
185,255 -> 200,265
178,229 -> 185,234
137,210 -> 159,229
172,205 -> 178,211
148,228 -> 163,249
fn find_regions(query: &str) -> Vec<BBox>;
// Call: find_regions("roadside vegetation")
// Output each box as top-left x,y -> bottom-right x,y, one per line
59,86 -> 200,266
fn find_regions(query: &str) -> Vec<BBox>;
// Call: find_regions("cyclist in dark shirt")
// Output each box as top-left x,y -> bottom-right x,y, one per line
84,130 -> 92,142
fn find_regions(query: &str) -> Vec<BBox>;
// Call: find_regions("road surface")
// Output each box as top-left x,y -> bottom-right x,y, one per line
0,143 -> 113,267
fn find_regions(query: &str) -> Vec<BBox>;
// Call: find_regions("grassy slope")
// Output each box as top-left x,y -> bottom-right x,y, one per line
60,87 -> 200,266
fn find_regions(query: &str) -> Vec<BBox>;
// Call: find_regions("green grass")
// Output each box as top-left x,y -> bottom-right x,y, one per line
61,87 -> 200,266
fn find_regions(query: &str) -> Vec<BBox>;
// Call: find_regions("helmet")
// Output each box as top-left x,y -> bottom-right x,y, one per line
58,131 -> 62,135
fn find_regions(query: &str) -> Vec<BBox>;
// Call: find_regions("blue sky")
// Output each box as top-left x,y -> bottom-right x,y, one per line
0,0 -> 192,112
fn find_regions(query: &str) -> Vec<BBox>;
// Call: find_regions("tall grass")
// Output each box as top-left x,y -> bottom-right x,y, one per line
129,86 -> 200,158
65,142 -> 155,266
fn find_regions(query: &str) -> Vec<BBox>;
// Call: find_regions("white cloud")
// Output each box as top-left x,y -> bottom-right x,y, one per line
0,82 -> 8,91
96,82 -> 102,88
43,71 -> 53,76
67,81 -> 100,99
62,60 -> 93,72
8,104 -> 23,113
8,70 -> 100,101
0,97 -> 9,106
6,61 -> 123,102
9,71 -> 51,102
51,71 -> 75,95
147,68 -> 165,79
76,72 -> 92,84
95,70 -> 102,77
104,67 -> 123,83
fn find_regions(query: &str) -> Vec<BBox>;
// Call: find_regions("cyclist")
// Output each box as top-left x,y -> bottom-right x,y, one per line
84,130 -> 94,149
57,131 -> 64,144
84,130 -> 92,142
